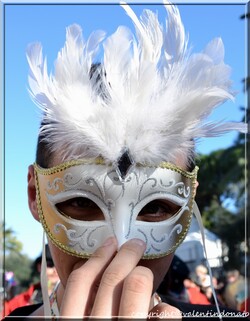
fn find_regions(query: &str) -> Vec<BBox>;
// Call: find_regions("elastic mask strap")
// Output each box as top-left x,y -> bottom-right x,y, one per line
41,231 -> 51,317
193,202 -> 222,320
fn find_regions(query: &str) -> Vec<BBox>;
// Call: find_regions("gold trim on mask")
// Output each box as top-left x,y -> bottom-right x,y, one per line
34,158 -> 199,179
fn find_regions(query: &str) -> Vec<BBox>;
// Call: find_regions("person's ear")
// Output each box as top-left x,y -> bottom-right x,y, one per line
27,165 -> 40,221
194,180 -> 199,197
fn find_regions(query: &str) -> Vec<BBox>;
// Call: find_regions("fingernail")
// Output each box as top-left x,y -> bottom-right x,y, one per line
102,236 -> 116,247
128,238 -> 146,248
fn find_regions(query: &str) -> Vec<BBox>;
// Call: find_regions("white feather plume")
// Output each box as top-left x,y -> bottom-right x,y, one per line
26,2 -> 247,167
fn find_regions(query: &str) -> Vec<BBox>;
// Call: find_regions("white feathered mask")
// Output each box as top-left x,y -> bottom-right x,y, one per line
27,2 -> 247,168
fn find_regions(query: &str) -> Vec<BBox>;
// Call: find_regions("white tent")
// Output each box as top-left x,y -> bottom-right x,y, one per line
175,215 -> 223,270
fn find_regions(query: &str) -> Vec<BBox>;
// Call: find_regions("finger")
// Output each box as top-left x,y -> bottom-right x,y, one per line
119,266 -> 153,318
91,238 -> 146,317
148,302 -> 182,319
60,236 -> 117,317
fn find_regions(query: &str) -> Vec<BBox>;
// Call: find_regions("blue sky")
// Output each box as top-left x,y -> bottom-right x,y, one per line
3,1 -> 248,259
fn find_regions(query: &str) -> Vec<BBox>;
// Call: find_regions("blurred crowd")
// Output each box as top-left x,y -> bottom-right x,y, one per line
2,252 -> 249,317
2,245 -> 59,317
157,256 -> 249,313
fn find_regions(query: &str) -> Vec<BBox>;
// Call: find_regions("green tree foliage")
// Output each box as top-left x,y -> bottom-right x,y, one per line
5,252 -> 33,291
195,140 -> 247,270
196,143 -> 246,214
4,226 -> 23,254
3,226 -> 33,294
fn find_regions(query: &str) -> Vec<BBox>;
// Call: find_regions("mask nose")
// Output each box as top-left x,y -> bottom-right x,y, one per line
111,203 -> 132,249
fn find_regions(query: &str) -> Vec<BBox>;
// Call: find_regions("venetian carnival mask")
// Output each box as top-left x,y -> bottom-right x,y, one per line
34,156 -> 198,259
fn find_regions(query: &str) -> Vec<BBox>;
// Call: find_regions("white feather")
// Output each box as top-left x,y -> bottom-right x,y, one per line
26,2 -> 248,167
163,1 -> 187,64
121,3 -> 163,63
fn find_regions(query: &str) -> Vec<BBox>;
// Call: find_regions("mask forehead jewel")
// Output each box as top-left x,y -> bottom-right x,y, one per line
113,148 -> 135,181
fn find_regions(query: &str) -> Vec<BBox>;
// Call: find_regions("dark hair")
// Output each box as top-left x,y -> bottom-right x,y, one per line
31,244 -> 54,277
187,147 -> 197,172
36,134 -> 53,168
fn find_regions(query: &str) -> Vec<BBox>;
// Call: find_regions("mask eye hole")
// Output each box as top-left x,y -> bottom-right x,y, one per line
56,197 -> 105,221
137,200 -> 181,222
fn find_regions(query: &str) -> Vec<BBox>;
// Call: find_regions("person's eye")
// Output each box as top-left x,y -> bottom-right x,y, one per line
137,200 -> 181,222
56,197 -> 104,221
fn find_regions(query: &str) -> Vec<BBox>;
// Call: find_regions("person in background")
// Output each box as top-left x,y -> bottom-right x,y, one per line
194,265 -> 215,302
195,265 -> 209,286
3,245 -> 59,317
183,272 -> 211,305
223,270 -> 247,312
4,272 -> 17,302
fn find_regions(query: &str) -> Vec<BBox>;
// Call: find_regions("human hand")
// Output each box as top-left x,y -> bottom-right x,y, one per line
60,237 -> 181,319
